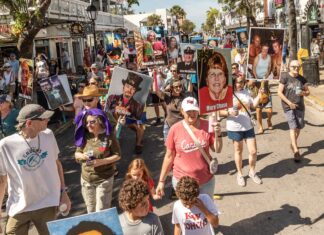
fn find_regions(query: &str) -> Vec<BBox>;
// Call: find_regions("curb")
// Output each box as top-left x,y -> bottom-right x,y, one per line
53,119 -> 74,136
305,95 -> 324,112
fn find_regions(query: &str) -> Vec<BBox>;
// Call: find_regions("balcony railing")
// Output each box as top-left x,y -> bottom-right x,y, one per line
0,0 -> 124,27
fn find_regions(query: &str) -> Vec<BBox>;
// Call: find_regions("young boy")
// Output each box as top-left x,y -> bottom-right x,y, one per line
172,176 -> 219,235
118,179 -> 164,235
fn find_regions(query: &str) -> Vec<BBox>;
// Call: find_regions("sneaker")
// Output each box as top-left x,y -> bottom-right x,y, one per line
294,152 -> 302,162
248,171 -> 262,184
237,175 -> 246,187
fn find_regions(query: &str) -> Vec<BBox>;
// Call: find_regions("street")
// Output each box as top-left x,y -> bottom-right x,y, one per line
4,83 -> 324,235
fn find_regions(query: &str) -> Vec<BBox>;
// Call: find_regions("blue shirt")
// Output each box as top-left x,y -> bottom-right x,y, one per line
1,108 -> 19,137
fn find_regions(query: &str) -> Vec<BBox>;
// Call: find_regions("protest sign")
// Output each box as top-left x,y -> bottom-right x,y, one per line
247,27 -> 285,80
177,44 -> 198,75
18,58 -> 33,100
198,48 -> 233,114
47,207 -> 123,235
134,26 -> 167,69
105,67 -> 152,120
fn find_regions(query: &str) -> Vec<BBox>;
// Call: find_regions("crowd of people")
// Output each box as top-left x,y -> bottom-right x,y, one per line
0,29 -> 313,234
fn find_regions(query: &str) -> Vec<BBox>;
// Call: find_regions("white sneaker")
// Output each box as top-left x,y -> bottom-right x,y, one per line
249,171 -> 262,184
237,174 -> 246,187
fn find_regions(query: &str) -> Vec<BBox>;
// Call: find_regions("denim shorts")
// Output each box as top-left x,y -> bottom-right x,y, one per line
126,112 -> 147,125
227,128 -> 255,141
284,109 -> 305,129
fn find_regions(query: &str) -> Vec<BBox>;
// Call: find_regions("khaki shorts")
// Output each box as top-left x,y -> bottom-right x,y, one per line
5,206 -> 57,235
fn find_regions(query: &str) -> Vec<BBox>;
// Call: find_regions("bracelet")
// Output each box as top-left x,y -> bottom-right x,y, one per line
60,187 -> 68,195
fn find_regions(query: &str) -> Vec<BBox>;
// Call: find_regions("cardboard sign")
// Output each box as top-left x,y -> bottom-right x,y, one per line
197,48 -> 233,114
18,58 -> 33,100
47,207 -> 123,235
247,27 -> 285,80
134,26 -> 167,69
177,44 -> 198,75
105,67 -> 152,120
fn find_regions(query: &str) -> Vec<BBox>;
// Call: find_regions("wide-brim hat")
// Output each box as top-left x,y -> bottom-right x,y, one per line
122,72 -> 143,92
75,85 -> 103,97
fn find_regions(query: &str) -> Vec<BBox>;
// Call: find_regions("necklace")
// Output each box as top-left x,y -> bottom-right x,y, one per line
20,132 -> 40,153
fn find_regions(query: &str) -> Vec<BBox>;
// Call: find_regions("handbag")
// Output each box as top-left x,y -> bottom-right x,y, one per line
233,92 -> 256,126
182,120 -> 218,174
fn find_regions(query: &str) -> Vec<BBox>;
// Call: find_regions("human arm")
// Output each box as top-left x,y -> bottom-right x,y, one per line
277,83 -> 297,109
155,148 -> 175,198
56,160 -> 71,213
252,56 -> 258,78
301,83 -> 310,97
0,175 -> 7,233
194,198 -> 219,228
186,74 -> 193,93
174,224 -> 181,235
265,56 -> 272,78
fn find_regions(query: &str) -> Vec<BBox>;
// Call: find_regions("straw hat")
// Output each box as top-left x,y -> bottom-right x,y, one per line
75,85 -> 103,97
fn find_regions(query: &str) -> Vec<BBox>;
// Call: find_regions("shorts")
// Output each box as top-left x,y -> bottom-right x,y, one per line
151,94 -> 162,104
227,128 -> 255,141
284,109 -> 305,129
126,112 -> 147,125
258,95 -> 272,109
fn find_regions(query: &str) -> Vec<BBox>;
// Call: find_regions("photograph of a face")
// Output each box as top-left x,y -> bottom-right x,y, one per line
247,27 -> 285,80
197,48 -> 233,114
18,58 -> 34,100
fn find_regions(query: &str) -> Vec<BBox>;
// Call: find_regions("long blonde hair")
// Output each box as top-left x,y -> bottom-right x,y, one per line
125,158 -> 152,183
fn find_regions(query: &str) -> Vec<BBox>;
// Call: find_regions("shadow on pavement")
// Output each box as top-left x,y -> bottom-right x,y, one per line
301,140 -> 324,158
272,121 -> 289,131
305,120 -> 324,127
217,204 -> 311,235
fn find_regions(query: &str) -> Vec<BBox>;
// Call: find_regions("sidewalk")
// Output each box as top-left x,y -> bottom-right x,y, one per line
304,68 -> 324,111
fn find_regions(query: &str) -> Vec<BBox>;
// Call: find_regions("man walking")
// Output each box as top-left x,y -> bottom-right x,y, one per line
0,104 -> 71,234
278,60 -> 310,162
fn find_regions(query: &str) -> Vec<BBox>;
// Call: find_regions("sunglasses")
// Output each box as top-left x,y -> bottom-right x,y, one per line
82,98 -> 94,103
89,82 -> 98,85
86,119 -> 97,125
173,85 -> 182,89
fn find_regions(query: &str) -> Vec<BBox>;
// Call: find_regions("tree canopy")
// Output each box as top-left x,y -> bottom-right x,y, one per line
181,19 -> 196,34
146,14 -> 163,26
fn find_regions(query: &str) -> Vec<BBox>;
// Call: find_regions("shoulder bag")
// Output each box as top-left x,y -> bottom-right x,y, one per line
182,120 -> 218,174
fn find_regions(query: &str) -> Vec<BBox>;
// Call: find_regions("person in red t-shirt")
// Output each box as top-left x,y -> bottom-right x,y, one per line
156,97 -> 222,199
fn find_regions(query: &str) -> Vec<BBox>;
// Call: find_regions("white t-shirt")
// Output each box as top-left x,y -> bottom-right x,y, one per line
226,89 -> 254,131
0,128 -> 61,216
172,194 -> 219,235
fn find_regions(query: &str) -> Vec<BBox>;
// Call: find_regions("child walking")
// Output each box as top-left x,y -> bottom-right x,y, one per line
126,158 -> 161,212
172,176 -> 219,235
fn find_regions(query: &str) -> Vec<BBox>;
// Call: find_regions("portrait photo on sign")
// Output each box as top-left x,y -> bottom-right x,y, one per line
236,28 -> 248,48
38,75 -> 70,110
166,35 -> 180,64
207,37 -> 220,48
47,207 -> 123,235
134,26 -> 167,69
197,48 -> 233,114
18,58 -> 33,100
181,34 -> 189,43
177,43 -> 197,74
247,27 -> 285,80
105,66 -> 152,120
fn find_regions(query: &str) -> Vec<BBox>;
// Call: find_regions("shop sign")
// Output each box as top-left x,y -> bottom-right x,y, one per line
307,4 -> 319,24
70,22 -> 85,37
275,0 -> 284,9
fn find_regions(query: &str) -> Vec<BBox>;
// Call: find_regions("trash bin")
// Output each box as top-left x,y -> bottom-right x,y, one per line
302,57 -> 320,85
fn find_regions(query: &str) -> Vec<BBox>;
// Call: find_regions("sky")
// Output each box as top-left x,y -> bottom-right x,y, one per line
132,0 -> 220,31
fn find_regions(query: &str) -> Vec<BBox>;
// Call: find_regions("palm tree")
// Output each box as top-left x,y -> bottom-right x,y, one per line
146,14 -> 163,26
170,5 -> 186,33
206,7 -> 220,36
181,19 -> 195,34
288,0 -> 297,60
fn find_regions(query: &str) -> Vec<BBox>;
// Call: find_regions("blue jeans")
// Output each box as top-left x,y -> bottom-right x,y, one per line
172,176 -> 215,199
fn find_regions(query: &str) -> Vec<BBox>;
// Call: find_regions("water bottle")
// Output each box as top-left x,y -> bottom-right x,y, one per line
58,203 -> 69,217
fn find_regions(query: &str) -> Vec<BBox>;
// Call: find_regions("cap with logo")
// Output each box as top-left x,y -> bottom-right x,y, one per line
17,104 -> 54,124
0,94 -> 12,104
181,97 -> 199,112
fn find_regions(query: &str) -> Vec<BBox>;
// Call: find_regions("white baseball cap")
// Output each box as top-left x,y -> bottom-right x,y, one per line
181,97 -> 199,112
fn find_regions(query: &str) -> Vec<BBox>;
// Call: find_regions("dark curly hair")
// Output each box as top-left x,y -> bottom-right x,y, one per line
176,176 -> 199,203
119,179 -> 149,211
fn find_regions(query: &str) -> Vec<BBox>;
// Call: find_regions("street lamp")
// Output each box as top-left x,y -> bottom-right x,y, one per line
86,2 -> 98,62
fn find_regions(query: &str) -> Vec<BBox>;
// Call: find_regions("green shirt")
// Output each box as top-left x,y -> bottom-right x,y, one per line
76,132 -> 120,183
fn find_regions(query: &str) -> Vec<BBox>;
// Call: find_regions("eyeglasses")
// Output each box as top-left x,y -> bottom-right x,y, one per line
290,66 -> 299,69
89,82 -> 98,85
232,67 -> 238,70
82,98 -> 94,103
173,85 -> 182,89
86,119 -> 97,125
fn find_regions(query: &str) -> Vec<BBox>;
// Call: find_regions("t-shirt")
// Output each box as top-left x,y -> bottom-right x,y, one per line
199,86 -> 233,114
1,108 -> 19,138
165,120 -> 214,185
226,89 -> 254,132
280,73 -> 307,111
76,133 -> 120,183
0,129 -> 61,216
172,194 -> 219,235
119,212 -> 164,235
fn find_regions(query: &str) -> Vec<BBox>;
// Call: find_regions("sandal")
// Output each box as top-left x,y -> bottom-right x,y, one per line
257,128 -> 264,134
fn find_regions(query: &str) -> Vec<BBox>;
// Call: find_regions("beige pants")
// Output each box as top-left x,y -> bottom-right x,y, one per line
5,206 -> 57,235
